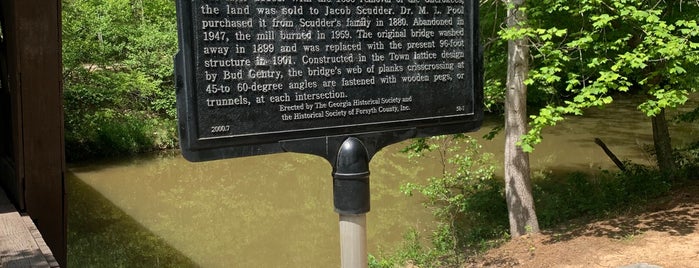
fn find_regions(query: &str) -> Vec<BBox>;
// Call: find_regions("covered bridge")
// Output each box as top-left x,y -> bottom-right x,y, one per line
0,0 -> 66,266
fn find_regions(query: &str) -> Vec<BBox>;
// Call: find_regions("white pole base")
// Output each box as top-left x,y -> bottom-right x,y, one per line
339,214 -> 368,268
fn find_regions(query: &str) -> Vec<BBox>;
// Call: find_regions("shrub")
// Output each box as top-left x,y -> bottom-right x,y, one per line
534,164 -> 672,228
400,135 -> 507,265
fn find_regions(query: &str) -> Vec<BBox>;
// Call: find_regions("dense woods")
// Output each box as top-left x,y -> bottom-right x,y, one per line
63,0 -> 179,160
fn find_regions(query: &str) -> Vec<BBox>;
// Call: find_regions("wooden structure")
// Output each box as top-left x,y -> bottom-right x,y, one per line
0,0 -> 66,266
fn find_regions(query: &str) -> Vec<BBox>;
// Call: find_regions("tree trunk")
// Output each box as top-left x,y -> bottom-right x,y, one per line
504,0 -> 540,237
651,108 -> 676,177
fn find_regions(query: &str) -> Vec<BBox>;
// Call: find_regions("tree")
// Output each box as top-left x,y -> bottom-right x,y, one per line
62,0 -> 179,159
519,0 -> 699,175
502,0 -> 540,237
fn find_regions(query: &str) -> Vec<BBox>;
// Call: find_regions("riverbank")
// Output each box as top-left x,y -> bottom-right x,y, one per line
465,179 -> 699,267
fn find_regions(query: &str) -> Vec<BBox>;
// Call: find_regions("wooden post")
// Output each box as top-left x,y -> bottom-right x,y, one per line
0,0 -> 66,266
339,214 -> 368,268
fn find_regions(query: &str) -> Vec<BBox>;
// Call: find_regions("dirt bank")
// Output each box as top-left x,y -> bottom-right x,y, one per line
466,183 -> 699,268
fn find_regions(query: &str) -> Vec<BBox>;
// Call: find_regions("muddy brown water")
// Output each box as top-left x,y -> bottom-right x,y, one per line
68,97 -> 698,267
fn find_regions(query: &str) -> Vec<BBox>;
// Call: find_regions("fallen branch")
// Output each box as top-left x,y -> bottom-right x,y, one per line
594,138 -> 627,172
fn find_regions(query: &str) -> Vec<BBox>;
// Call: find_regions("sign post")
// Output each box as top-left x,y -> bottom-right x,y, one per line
175,0 -> 482,266
334,137 -> 370,268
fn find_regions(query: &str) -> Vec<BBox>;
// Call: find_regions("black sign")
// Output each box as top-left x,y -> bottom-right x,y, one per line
175,0 -> 482,162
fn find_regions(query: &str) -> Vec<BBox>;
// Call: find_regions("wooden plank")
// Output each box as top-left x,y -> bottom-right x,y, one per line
0,188 -> 54,268
22,216 -> 59,267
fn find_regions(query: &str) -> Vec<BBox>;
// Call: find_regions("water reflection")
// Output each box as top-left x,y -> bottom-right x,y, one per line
67,172 -> 197,267
478,96 -> 698,175
69,143 -> 437,267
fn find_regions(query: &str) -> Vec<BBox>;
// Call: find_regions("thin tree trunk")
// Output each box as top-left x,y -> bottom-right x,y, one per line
504,0 -> 539,237
652,108 -> 676,177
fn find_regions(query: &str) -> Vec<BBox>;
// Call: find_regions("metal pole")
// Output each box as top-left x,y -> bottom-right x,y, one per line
333,137 -> 370,268
339,214 -> 367,268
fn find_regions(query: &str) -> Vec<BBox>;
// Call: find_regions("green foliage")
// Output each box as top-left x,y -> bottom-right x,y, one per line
513,0 -> 699,151
675,141 -> 699,178
379,135 -> 690,266
63,0 -> 179,160
399,136 -> 508,265
480,1 -> 509,112
368,230 -> 439,268
64,109 -> 177,160
675,105 -> 699,123
534,166 -> 672,227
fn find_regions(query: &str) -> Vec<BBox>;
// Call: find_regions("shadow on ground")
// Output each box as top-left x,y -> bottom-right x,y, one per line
543,183 -> 699,244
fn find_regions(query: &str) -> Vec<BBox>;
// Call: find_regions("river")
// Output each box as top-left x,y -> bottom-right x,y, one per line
67,97 -> 698,267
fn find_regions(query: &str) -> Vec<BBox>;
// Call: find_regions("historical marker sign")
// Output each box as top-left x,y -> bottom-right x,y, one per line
175,0 -> 482,162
